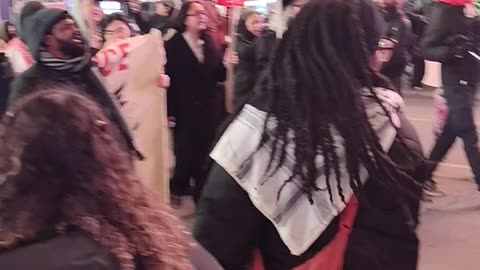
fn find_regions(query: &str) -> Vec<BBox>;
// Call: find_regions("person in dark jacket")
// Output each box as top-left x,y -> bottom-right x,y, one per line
0,20 -> 16,43
255,0 -> 309,73
129,0 -> 176,34
232,10 -> 264,109
150,0 -> 176,31
165,1 -> 226,214
0,90 -> 224,270
407,10 -> 428,88
194,0 -> 426,269
0,52 -> 14,114
8,8 -> 140,159
421,0 -> 480,193
226,0 -> 308,112
0,21 -> 15,112
379,0 -> 412,93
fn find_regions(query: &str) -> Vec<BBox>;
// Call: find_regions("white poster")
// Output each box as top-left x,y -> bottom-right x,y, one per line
94,30 -> 171,203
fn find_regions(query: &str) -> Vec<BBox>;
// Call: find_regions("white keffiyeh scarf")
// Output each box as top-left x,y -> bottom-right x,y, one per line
210,88 -> 404,256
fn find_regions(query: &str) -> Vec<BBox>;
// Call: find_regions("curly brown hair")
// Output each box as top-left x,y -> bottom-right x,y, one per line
0,90 -> 193,270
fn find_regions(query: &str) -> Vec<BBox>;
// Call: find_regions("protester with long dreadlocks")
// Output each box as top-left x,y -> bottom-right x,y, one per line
194,0 -> 427,269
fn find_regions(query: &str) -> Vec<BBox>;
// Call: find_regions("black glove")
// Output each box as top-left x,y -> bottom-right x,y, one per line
446,35 -> 473,59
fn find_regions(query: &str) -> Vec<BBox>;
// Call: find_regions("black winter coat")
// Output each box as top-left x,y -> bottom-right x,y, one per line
0,54 -> 13,114
6,7 -> 139,158
0,232 -> 224,270
233,34 -> 256,109
381,11 -> 412,86
421,2 -> 480,86
233,12 -> 265,109
165,33 -> 226,172
165,33 -> 226,132
8,64 -> 137,156
231,29 -> 278,109
254,30 -> 278,78
194,112 -> 425,270
407,12 -> 428,57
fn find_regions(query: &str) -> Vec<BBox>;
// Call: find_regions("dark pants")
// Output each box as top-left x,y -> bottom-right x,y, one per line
411,56 -> 425,88
170,123 -> 216,201
428,84 -> 480,186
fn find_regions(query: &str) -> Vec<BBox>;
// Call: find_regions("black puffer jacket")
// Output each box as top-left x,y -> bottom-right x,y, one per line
0,54 -> 14,114
380,10 -> 412,89
194,110 -> 426,270
254,30 -> 278,78
233,12 -> 260,109
420,2 -> 480,86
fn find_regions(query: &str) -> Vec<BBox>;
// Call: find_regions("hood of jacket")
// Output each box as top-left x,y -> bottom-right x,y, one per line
18,1 -> 45,39
238,10 -> 258,43
22,8 -> 69,61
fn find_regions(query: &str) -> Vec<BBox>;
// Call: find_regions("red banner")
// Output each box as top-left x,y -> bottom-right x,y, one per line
217,0 -> 244,7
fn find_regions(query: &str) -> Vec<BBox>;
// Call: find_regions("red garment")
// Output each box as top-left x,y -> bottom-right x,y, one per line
198,0 -> 227,50
251,196 -> 359,270
438,0 -> 472,6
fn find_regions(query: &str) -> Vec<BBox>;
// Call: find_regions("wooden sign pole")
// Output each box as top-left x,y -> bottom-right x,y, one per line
225,7 -> 241,113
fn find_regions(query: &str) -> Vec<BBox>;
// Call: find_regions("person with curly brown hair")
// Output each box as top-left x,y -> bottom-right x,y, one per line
0,90 -> 222,270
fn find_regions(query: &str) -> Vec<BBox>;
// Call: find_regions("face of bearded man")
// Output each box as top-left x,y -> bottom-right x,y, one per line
47,18 -> 86,59
380,0 -> 399,18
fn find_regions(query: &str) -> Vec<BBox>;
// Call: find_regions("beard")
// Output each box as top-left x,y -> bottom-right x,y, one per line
383,4 -> 399,19
58,37 -> 86,59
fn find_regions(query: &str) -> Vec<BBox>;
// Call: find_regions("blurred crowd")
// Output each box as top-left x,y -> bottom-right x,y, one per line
0,0 -> 479,269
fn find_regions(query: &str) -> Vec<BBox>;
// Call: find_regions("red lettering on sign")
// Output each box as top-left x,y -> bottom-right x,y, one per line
97,42 -> 130,77
118,43 -> 129,72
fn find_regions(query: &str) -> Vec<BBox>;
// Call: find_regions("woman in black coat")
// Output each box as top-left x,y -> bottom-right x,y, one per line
194,0 -> 426,269
165,1 -> 226,207
233,10 -> 264,109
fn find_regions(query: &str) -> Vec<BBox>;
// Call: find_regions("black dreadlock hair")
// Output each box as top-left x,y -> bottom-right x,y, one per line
252,0 -> 425,203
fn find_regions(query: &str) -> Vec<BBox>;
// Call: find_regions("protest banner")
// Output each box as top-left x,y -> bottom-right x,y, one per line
94,30 -> 171,203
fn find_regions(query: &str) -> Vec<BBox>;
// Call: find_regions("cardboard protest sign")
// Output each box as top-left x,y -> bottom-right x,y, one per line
94,30 -> 171,203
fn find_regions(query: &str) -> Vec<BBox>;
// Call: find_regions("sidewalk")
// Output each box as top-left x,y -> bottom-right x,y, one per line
418,178 -> 480,270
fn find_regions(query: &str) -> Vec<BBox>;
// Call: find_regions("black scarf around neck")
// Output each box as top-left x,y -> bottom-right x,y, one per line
38,44 -> 92,73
